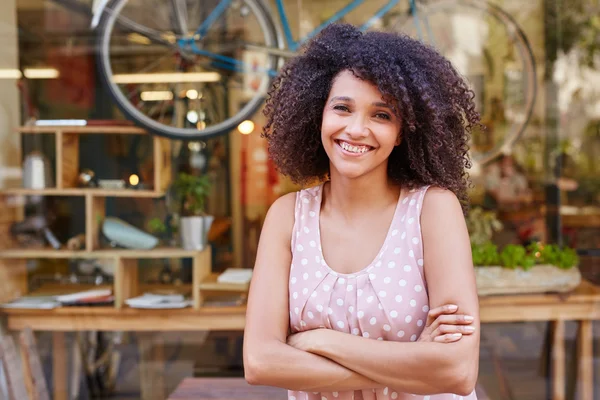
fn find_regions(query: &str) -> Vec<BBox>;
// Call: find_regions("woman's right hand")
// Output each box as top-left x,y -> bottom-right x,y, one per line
417,304 -> 476,343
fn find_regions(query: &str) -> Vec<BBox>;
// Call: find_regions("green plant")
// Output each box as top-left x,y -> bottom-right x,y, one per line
466,207 -> 503,246
472,241 -> 579,270
172,172 -> 212,216
147,217 -> 167,235
528,243 -> 580,270
472,241 -> 500,266
499,244 -> 536,270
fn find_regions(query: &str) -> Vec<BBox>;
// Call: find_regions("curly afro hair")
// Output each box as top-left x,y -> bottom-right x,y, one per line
262,23 -> 480,213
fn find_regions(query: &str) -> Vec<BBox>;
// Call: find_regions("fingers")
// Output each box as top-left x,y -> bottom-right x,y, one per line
426,304 -> 458,326
431,323 -> 476,338
427,313 -> 475,332
434,333 -> 463,343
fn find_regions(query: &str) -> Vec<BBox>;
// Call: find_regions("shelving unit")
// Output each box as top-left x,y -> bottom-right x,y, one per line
0,125 -> 224,312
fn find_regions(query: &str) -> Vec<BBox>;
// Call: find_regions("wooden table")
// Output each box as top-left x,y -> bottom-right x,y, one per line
1,306 -> 247,400
479,279 -> 600,400
3,281 -> 599,400
168,377 -> 287,399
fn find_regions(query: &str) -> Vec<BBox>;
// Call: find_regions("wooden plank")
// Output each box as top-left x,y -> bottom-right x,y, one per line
198,273 -> 250,292
60,132 -> 79,189
85,195 -> 105,251
52,332 -> 68,400
18,126 -> 147,135
0,247 -> 204,259
193,249 -> 212,309
0,188 -> 164,198
479,302 -> 600,323
167,378 -> 287,400
115,258 -> 138,308
0,332 -> 29,400
577,320 -> 593,400
55,130 -> 63,189
0,259 -> 28,304
153,137 -> 172,193
19,328 -> 50,400
552,320 -> 566,400
138,333 -> 166,400
4,307 -> 246,332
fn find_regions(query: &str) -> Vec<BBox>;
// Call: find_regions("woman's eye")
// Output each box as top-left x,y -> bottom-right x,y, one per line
375,113 -> 391,120
333,105 -> 350,112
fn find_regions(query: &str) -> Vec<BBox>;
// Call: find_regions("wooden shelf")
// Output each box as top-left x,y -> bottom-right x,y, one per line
0,188 -> 164,198
0,247 -> 205,259
199,273 -> 250,292
18,126 -> 147,135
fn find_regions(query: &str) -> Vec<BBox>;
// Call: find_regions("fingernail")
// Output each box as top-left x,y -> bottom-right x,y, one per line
463,326 -> 476,333
450,333 -> 462,339
448,305 -> 458,311
464,315 -> 474,322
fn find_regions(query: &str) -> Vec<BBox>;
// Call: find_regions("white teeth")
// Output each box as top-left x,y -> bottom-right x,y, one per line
339,141 -> 369,154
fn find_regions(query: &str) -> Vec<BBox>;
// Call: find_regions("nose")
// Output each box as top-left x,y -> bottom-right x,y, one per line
345,114 -> 369,139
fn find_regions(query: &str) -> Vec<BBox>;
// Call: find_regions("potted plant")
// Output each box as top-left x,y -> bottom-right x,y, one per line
172,172 -> 213,251
467,207 -> 581,295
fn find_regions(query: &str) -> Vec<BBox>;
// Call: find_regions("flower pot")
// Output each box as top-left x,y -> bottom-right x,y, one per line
475,264 -> 581,296
180,215 -> 214,251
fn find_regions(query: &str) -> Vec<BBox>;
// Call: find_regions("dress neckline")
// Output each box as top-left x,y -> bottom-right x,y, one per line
314,183 -> 405,277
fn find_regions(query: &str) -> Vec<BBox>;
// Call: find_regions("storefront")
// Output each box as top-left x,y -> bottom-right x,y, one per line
0,0 -> 598,399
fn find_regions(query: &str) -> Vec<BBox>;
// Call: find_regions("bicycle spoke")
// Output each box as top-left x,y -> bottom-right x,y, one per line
106,8 -> 176,48
170,0 -> 189,35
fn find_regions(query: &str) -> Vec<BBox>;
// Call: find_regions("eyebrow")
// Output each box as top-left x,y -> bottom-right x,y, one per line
329,96 -> 393,109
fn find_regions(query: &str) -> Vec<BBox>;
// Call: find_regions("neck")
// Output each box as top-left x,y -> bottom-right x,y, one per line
324,165 -> 401,219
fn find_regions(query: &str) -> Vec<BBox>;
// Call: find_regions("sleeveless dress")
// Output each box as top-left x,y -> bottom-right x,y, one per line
288,184 -> 478,400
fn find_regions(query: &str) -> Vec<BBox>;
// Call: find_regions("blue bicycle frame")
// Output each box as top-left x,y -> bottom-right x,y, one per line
177,0 -> 423,76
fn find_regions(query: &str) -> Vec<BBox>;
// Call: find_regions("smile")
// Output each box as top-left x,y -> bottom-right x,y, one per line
335,140 -> 374,155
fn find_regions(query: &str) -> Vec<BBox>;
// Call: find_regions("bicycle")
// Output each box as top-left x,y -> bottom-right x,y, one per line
92,0 -> 536,165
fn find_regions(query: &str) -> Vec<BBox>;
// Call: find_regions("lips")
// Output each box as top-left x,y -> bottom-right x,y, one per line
335,139 -> 374,154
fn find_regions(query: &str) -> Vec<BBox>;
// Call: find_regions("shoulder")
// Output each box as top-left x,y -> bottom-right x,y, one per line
421,186 -> 463,217
258,192 -> 298,251
420,186 -> 466,237
265,192 -> 297,226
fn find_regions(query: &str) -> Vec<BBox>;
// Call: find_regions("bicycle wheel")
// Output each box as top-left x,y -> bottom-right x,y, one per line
96,0 -> 280,140
384,0 -> 537,165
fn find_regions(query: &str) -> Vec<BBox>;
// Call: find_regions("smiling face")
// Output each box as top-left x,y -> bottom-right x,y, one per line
321,70 -> 402,181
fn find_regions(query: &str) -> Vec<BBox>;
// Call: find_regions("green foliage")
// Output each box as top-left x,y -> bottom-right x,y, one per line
499,245 -> 536,270
147,217 -> 167,234
472,241 -> 500,266
528,243 -> 580,270
472,241 -> 579,270
466,207 -> 503,246
172,172 -> 212,216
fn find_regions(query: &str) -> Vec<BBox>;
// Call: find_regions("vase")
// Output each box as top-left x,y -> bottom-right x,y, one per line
180,215 -> 214,251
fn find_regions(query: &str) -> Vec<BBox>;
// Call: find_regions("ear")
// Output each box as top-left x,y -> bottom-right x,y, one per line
395,134 -> 402,146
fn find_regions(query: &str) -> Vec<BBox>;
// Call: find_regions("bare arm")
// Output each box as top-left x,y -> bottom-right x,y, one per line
243,193 -> 383,392
296,188 -> 480,396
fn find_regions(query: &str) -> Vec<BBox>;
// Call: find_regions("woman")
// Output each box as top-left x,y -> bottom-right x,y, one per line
244,24 -> 480,400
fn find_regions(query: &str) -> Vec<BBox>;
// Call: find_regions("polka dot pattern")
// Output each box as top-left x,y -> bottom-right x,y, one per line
287,185 -> 476,400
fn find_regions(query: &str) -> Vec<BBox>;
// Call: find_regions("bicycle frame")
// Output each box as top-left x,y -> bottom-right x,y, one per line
185,0 -> 419,75
92,0 -> 422,76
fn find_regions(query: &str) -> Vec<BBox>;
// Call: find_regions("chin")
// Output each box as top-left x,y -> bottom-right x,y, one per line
330,164 -> 369,180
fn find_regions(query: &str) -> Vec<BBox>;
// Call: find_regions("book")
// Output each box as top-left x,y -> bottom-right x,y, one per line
1,296 -> 60,309
217,268 -> 253,285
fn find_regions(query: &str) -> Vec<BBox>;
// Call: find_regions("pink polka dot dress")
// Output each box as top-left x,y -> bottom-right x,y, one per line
288,184 -> 477,400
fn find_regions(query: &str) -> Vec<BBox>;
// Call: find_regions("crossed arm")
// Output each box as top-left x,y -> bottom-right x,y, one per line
243,188 -> 480,395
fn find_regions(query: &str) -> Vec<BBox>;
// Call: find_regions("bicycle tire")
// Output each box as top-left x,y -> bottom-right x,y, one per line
96,0 -> 280,140
390,0 -> 537,165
